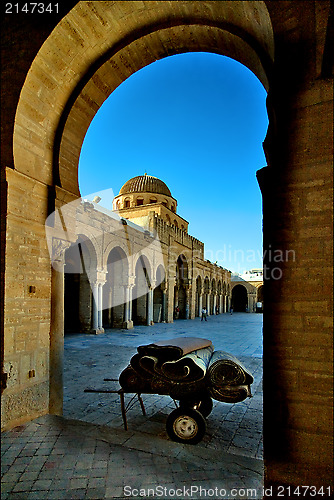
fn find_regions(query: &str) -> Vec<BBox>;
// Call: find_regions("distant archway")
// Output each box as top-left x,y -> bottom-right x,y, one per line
153,265 -> 166,322
232,284 -> 248,312
257,285 -> 264,311
174,254 -> 189,319
133,255 -> 151,325
64,237 -> 97,333
195,276 -> 202,317
103,246 -> 128,328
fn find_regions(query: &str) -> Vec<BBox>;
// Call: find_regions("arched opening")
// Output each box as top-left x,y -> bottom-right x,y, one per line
174,254 -> 189,319
257,285 -> 264,312
226,283 -> 231,312
132,255 -> 151,325
64,237 -> 96,334
103,246 -> 128,328
153,265 -> 166,323
195,276 -> 202,317
223,282 -> 227,313
217,280 -> 222,314
203,277 -> 210,312
232,284 -> 248,312
64,246 -> 80,334
211,279 -> 216,315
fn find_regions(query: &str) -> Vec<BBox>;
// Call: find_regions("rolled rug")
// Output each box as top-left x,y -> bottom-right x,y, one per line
209,384 -> 252,403
161,345 -> 214,382
137,337 -> 213,362
139,355 -> 163,378
207,350 -> 254,387
168,379 -> 208,400
119,365 -> 153,393
130,353 -> 156,379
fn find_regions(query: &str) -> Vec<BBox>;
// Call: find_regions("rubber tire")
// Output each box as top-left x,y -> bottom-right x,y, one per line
179,397 -> 213,418
166,407 -> 206,444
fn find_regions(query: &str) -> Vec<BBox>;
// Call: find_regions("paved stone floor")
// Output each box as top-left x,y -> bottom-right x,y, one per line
1,313 -> 263,499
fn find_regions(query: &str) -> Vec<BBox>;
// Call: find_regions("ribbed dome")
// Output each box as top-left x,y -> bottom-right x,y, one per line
119,175 -> 172,197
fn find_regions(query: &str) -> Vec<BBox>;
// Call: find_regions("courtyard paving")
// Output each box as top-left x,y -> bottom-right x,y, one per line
1,313 -> 263,499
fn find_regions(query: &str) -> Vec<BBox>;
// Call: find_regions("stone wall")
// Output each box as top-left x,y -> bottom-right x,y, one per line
2,168 -> 51,428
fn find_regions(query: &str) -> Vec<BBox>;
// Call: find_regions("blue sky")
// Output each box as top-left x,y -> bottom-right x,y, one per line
79,52 -> 268,273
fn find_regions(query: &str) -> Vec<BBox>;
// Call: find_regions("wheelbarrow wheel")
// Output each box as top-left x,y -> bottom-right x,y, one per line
179,397 -> 213,418
166,408 -> 206,444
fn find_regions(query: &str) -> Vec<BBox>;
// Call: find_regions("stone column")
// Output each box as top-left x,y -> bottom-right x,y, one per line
129,284 -> 134,323
167,278 -> 175,323
49,239 -> 69,415
91,282 -> 99,333
147,287 -> 154,325
108,287 -> 112,326
207,294 -> 210,316
161,282 -> 168,322
185,282 -> 192,319
124,286 -> 130,322
78,272 -> 92,332
213,294 -> 217,314
98,282 -> 104,332
123,284 -> 134,329
199,293 -> 203,317
147,279 -> 155,325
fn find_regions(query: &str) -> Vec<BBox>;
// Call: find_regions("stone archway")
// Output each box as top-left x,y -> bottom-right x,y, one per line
103,246 -> 128,328
153,265 -> 166,323
64,237 -> 97,334
257,284 -> 264,311
232,284 -> 248,312
174,254 -> 189,319
195,275 -> 202,317
12,1 -> 273,200
132,255 -> 152,325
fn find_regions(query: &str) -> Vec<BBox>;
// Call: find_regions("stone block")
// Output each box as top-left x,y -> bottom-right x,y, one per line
1,381 -> 49,430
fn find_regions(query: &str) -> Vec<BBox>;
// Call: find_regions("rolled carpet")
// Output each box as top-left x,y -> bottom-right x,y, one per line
137,337 -> 213,361
161,345 -> 214,382
209,384 -> 252,403
207,350 -> 254,387
130,353 -> 157,379
119,365 -> 153,393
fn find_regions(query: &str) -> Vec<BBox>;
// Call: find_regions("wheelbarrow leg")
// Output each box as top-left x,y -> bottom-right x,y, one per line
137,394 -> 146,416
119,390 -> 128,431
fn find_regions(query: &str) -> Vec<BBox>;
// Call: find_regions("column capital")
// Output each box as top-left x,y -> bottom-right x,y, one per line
51,237 -> 71,266
92,279 -> 106,287
127,274 -> 136,287
150,279 -> 157,290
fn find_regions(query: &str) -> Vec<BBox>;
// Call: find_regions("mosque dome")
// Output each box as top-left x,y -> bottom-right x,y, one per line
119,174 -> 172,197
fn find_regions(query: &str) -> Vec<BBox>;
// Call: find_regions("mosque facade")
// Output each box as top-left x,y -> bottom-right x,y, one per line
63,174 -> 232,333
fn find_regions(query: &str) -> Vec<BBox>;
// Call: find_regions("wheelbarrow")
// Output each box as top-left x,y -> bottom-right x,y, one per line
85,337 -> 253,444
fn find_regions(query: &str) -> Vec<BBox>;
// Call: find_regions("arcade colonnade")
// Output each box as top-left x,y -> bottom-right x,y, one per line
60,201 -> 231,334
